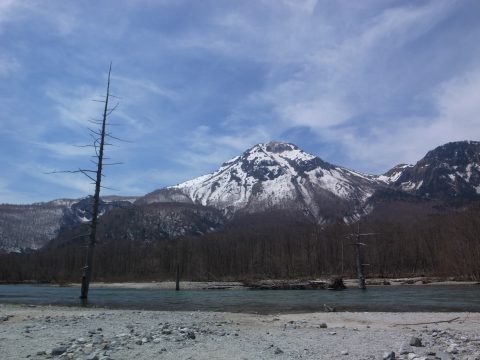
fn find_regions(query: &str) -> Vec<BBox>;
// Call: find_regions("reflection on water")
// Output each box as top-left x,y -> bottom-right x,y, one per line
0,284 -> 479,313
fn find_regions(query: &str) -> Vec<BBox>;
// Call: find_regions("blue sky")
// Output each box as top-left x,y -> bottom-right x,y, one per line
1,0 -> 480,203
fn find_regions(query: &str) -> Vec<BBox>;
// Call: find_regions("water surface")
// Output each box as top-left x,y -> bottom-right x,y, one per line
1,284 -> 479,313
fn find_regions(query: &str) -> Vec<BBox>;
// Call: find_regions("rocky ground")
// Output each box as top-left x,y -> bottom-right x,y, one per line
1,304 -> 479,360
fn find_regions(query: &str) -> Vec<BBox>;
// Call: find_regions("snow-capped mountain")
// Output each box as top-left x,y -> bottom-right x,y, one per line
389,141 -> 480,200
2,140 -> 479,253
138,141 -> 381,222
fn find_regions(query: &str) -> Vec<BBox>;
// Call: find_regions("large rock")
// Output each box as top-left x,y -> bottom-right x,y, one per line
382,351 -> 395,359
51,346 -> 67,356
409,336 -> 422,347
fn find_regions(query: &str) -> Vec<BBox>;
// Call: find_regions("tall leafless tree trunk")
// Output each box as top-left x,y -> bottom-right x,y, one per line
349,223 -> 375,290
355,241 -> 366,290
80,64 -> 112,301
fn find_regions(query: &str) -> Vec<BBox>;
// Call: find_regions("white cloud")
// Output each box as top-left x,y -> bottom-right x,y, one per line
0,0 -> 19,30
279,0 -> 318,14
33,141 -> 93,159
1,0 -> 479,203
0,54 -> 19,77
0,0 -> 77,35
45,84 -> 105,131
113,75 -> 177,102
333,68 -> 480,172
171,124 -> 273,172
201,0 -> 467,173
23,162 -> 93,194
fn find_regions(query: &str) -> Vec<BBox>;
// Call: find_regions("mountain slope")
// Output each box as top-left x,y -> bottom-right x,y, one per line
138,141 -> 381,222
0,196 -> 137,252
3,140 -> 479,252
390,141 -> 480,201
48,202 -> 225,249
0,203 -> 65,252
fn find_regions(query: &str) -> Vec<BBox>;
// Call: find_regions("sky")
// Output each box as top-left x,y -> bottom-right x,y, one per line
1,0 -> 480,204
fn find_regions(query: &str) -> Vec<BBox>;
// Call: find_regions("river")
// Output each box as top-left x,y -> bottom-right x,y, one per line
1,284 -> 479,313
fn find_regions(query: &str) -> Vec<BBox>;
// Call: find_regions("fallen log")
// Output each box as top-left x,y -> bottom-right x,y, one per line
247,281 -> 328,290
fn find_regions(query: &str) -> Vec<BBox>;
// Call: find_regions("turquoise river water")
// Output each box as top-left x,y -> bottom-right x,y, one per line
0,284 -> 479,313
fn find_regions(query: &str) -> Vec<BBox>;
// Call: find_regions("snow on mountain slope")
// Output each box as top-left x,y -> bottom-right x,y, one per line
139,142 -> 380,222
390,141 -> 480,200
377,164 -> 413,184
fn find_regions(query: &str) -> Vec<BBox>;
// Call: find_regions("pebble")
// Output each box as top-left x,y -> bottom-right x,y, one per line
12,307 -> 479,360
409,336 -> 423,347
382,351 -> 395,359
446,343 -> 458,353
51,346 -> 68,356
399,342 -> 413,355
435,352 -> 453,360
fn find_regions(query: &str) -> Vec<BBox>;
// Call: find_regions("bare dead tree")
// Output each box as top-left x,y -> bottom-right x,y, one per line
347,223 -> 376,290
48,63 -> 124,301
79,64 -> 112,301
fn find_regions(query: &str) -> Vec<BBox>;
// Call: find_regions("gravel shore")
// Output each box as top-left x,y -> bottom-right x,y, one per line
1,304 -> 479,360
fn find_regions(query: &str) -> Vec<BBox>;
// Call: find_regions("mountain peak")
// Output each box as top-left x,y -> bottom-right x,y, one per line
423,140 -> 480,163
139,140 -> 378,222
245,141 -> 300,156
262,141 -> 299,153
243,141 -> 316,164
392,140 -> 480,199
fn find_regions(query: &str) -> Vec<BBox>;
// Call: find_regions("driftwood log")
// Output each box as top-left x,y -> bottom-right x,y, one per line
327,277 -> 346,290
247,279 -> 347,290
247,281 -> 327,290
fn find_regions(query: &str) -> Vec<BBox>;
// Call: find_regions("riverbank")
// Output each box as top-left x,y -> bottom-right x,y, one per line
86,277 -> 479,290
1,277 -> 478,289
1,304 -> 479,360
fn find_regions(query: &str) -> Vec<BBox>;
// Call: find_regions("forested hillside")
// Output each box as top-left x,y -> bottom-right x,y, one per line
1,203 -> 479,282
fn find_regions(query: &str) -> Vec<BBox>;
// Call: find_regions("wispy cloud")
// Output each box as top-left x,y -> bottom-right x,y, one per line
0,54 -> 19,77
45,84 -> 105,131
113,75 -> 177,102
332,67 -> 480,170
32,141 -> 93,159
27,163 -> 90,192
1,0 -> 479,203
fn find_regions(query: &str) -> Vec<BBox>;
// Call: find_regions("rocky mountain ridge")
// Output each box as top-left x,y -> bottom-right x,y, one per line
138,142 -> 381,223
390,141 -> 480,201
1,140 -> 479,252
138,140 -> 480,221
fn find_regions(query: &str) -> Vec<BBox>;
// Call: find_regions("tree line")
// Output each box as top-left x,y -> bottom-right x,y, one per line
1,204 -> 479,283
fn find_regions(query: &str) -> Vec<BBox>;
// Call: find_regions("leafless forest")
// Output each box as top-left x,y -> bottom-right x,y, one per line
1,202 -> 479,283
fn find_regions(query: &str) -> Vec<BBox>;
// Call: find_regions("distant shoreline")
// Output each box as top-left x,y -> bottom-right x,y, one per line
1,277 -> 478,289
